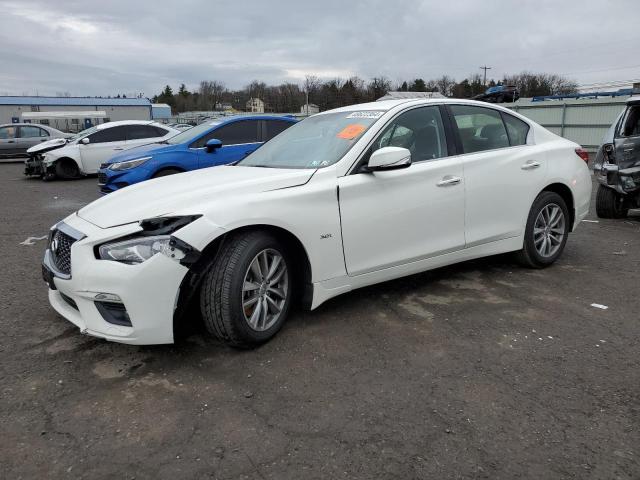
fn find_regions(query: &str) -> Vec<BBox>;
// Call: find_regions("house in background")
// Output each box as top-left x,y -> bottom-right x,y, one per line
300,103 -> 320,115
245,98 -> 265,113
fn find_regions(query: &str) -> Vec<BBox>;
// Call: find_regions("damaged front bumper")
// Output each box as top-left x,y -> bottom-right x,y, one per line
24,154 -> 46,177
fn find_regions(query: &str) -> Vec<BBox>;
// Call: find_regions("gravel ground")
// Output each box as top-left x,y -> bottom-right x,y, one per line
1,162 -> 639,479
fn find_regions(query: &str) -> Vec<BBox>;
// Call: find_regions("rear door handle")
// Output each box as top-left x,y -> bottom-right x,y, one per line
113,147 -> 124,151
437,175 -> 462,187
521,160 -> 541,170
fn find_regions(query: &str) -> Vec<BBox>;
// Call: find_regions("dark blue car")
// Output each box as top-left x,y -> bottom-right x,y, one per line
98,115 -> 297,193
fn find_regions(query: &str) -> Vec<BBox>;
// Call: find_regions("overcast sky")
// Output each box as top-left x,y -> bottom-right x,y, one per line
0,0 -> 638,97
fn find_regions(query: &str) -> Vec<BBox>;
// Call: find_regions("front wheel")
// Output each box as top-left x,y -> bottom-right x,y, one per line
199,231 -> 292,348
516,191 -> 570,268
54,158 -> 80,179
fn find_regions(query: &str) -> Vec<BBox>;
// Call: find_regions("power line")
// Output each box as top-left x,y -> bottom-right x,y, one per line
479,66 -> 492,86
560,64 -> 640,76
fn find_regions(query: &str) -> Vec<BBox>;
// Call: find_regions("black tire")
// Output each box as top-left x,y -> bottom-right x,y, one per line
595,184 -> 628,219
54,158 -> 80,179
199,231 -> 293,348
152,168 -> 182,178
516,191 -> 570,268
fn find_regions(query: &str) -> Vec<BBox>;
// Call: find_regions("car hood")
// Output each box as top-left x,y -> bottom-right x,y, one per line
27,137 -> 69,154
105,142 -> 176,164
77,166 -> 316,228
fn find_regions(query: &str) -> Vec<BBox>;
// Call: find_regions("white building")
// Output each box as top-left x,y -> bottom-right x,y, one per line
0,96 -> 153,132
245,98 -> 265,113
300,103 -> 320,115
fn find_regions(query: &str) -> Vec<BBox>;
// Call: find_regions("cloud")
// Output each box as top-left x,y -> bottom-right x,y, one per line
0,0 -> 638,96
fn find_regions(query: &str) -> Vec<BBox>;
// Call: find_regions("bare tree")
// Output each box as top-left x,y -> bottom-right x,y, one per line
198,81 -> 227,110
435,75 -> 456,97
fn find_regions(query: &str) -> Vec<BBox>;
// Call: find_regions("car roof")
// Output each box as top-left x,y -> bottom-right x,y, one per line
202,115 -> 297,126
322,97 -> 515,114
96,120 -> 155,130
0,122 -> 54,127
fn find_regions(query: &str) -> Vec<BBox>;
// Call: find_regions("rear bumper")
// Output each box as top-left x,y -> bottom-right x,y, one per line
43,215 -> 190,345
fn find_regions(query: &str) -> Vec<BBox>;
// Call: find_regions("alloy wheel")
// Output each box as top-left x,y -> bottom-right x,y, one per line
241,248 -> 289,331
533,203 -> 565,258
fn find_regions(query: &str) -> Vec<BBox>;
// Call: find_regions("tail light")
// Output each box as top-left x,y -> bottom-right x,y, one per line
575,148 -> 589,163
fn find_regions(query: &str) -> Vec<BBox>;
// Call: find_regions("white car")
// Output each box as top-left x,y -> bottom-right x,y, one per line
27,120 -> 179,179
42,99 -> 592,347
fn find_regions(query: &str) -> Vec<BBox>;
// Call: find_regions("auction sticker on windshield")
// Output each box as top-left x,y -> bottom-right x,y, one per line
337,124 -> 366,140
346,111 -> 384,119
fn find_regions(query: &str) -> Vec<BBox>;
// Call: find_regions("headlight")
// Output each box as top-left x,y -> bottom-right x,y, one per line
109,156 -> 152,171
98,235 -> 184,264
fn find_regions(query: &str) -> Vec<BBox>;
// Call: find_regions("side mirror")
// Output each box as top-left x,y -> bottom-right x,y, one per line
205,138 -> 223,153
80,137 -> 90,145
367,146 -> 411,172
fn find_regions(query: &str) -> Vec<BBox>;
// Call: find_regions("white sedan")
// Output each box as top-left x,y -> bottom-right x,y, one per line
27,120 -> 179,179
42,99 -> 591,347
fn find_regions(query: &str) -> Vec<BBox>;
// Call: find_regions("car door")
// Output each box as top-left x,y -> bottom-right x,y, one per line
338,105 -> 465,275
17,125 -> 49,153
447,104 -> 545,247
0,126 -> 19,155
79,125 -> 128,173
196,120 -> 262,168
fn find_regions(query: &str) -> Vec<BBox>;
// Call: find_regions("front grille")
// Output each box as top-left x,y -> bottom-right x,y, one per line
50,230 -> 76,275
98,172 -> 107,185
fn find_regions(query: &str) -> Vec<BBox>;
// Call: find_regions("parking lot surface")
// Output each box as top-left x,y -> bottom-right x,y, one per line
1,162 -> 639,479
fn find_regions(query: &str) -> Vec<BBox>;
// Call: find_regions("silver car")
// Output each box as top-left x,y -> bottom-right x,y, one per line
0,123 -> 70,158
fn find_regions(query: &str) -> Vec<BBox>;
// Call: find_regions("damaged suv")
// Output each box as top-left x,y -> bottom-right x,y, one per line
593,98 -> 640,218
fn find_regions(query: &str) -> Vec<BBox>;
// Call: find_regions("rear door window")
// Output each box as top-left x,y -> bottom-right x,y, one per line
125,125 -> 163,140
450,105 -> 509,153
191,120 -> 260,148
88,126 -> 128,143
501,113 -> 530,146
19,126 -> 47,138
264,120 -> 293,141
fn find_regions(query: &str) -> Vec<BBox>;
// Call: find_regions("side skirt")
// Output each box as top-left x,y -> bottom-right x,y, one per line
309,235 -> 523,309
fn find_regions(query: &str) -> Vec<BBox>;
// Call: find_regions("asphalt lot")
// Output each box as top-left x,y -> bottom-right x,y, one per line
1,161 -> 639,479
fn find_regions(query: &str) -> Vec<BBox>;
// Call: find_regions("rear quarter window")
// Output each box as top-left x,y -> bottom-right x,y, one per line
501,113 -> 530,146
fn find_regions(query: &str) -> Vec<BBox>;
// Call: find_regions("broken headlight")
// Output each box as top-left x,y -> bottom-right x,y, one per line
98,215 -> 201,264
98,235 -> 184,264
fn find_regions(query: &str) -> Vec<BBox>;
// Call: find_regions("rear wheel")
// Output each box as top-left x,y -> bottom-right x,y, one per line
595,184 -> 628,219
152,168 -> 182,178
199,231 -> 292,348
54,158 -> 80,179
516,191 -> 570,268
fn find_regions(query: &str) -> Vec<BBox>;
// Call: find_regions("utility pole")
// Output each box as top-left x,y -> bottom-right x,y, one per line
480,65 -> 492,86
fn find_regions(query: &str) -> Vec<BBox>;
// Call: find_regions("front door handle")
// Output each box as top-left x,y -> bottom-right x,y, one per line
113,147 -> 124,151
521,160 -> 541,170
437,175 -> 462,187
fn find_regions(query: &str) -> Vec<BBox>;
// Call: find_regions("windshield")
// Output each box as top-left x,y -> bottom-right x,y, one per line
166,121 -> 221,145
238,111 -> 384,169
67,126 -> 98,142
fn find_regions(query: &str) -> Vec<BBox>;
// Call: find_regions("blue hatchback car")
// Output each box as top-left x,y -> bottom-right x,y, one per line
98,115 -> 297,193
